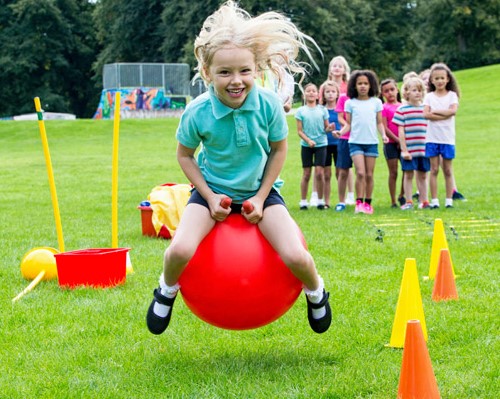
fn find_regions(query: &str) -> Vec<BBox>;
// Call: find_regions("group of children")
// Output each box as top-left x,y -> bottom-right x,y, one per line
296,58 -> 464,214
145,1 -> 465,336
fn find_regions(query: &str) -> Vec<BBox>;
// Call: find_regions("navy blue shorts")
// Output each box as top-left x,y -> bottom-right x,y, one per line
301,145 -> 327,168
401,156 -> 431,172
425,143 -> 455,159
187,188 -> 286,213
384,142 -> 401,160
336,139 -> 352,169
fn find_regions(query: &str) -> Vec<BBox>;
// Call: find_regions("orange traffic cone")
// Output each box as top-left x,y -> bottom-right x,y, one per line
432,249 -> 459,301
397,320 -> 440,399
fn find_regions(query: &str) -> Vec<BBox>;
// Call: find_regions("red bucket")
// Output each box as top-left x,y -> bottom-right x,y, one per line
55,248 -> 129,288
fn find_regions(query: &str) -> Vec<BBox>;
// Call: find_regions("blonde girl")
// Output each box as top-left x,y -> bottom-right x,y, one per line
319,80 -> 342,208
146,1 -> 331,335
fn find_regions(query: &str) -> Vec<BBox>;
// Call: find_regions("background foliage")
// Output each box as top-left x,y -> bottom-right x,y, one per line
1,0 -> 499,118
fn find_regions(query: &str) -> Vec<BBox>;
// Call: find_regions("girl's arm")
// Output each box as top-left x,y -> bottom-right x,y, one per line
296,119 -> 315,147
398,125 -> 411,160
382,115 -> 399,143
334,112 -> 350,137
337,112 -> 346,127
177,143 -> 230,219
245,138 -> 288,223
377,111 -> 389,143
324,118 -> 334,132
423,105 -> 451,121
432,103 -> 458,118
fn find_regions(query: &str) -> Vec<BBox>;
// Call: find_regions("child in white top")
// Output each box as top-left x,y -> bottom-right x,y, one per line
423,63 -> 460,208
334,70 -> 388,214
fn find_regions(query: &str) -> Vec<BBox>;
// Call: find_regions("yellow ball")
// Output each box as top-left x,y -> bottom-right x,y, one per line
20,247 -> 59,280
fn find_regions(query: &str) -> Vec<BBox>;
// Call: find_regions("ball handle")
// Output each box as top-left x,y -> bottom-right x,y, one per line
220,197 -> 232,209
242,200 -> 254,213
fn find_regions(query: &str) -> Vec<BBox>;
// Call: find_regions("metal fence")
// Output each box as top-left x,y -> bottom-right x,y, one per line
103,63 -> 192,96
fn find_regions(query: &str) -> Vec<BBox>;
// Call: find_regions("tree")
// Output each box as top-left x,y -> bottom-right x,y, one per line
416,0 -> 500,70
0,0 -> 98,118
93,0 -> 168,84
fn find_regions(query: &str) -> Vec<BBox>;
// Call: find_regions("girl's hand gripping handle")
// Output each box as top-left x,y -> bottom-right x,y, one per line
242,200 -> 254,214
220,197 -> 232,209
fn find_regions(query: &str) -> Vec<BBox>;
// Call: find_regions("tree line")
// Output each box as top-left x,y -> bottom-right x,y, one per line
1,0 -> 498,118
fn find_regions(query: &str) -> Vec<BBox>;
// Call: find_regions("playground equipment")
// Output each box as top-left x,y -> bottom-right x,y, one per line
12,93 -> 130,300
179,200 -> 304,330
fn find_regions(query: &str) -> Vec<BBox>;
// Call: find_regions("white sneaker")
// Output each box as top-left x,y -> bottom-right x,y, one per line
299,199 -> 309,210
345,192 -> 355,205
430,198 -> 440,209
310,192 -> 318,207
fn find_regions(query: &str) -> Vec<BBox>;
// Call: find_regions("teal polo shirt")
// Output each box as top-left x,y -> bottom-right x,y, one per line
176,85 -> 288,202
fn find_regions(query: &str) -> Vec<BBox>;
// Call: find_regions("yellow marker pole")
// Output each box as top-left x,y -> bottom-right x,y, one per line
12,270 -> 46,302
111,92 -> 121,248
34,97 -> 65,253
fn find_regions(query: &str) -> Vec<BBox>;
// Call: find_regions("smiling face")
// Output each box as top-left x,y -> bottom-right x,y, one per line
303,84 -> 319,105
329,60 -> 346,80
430,69 -> 449,92
205,46 -> 257,108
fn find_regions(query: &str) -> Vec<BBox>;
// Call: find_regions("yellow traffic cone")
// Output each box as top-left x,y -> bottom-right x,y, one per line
387,258 -> 428,348
427,218 -> 456,280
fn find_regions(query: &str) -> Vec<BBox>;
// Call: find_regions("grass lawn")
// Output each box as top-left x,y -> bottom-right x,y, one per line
1,64 -> 499,398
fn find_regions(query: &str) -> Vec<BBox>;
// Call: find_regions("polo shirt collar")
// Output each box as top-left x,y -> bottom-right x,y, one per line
209,85 -> 261,119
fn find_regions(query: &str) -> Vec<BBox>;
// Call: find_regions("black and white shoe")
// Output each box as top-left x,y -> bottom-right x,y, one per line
146,288 -> 177,335
306,290 -> 332,334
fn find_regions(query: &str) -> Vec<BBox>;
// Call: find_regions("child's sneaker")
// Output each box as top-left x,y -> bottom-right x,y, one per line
309,192 -> 318,207
354,200 -> 364,214
335,203 -> 346,212
412,191 -> 420,201
418,201 -> 430,209
398,196 -> 406,206
345,192 -> 356,205
430,199 -> 440,209
452,190 -> 466,201
445,198 -> 453,208
317,199 -> 325,210
401,202 -> 413,210
363,202 -> 374,214
299,199 -> 309,210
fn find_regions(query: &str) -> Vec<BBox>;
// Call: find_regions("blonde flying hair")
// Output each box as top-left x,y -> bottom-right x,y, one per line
193,1 -> 320,89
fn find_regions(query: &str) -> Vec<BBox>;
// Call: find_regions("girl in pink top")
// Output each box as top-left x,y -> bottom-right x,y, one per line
380,78 -> 404,207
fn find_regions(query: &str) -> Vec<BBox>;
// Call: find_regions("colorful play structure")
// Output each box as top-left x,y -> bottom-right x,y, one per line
93,63 -> 204,119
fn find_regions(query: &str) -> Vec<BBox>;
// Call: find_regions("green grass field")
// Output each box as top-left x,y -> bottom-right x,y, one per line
1,64 -> 499,398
